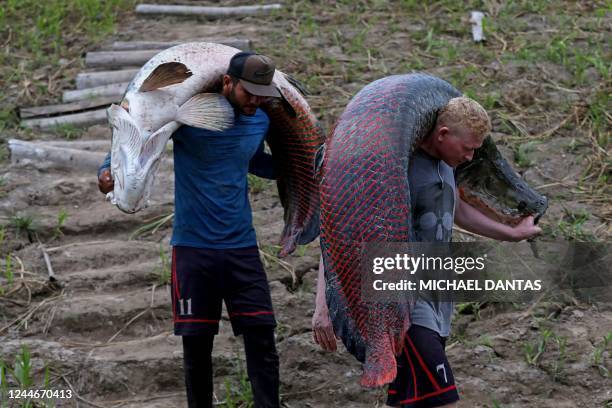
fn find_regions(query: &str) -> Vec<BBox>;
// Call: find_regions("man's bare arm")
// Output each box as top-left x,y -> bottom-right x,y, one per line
455,195 -> 541,241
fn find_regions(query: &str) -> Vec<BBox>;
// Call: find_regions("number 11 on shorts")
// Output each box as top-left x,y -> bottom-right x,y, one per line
178,298 -> 193,316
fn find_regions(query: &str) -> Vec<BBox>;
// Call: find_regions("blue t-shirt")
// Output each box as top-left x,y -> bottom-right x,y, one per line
98,108 -> 275,249
170,108 -> 272,249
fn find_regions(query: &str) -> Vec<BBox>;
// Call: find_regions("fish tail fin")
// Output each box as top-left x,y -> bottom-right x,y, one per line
360,329 -> 407,387
282,73 -> 310,96
176,93 -> 234,131
296,210 -> 320,246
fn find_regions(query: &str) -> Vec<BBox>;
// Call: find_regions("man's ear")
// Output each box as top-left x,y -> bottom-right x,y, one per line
222,74 -> 232,89
436,125 -> 449,141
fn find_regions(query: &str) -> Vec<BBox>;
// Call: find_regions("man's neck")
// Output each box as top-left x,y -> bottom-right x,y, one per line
418,136 -> 441,160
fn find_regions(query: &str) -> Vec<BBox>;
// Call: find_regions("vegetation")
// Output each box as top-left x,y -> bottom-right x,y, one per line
0,345 -> 54,408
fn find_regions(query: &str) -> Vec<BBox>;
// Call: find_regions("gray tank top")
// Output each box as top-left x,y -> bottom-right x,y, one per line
408,148 -> 456,337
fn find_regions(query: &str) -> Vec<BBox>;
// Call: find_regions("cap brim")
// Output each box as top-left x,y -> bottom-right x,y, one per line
240,79 -> 281,98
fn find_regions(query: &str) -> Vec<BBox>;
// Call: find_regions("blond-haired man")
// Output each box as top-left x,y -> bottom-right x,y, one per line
313,96 -> 540,408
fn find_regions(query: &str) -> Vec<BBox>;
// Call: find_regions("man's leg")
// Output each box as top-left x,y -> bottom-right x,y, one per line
222,246 -> 279,408
242,326 -> 280,408
182,334 -> 215,408
386,325 -> 459,408
172,246 -> 224,408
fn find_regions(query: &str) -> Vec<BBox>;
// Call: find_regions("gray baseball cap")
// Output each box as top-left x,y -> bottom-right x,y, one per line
227,51 -> 281,98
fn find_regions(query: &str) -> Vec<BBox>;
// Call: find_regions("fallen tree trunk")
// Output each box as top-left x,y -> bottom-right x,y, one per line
19,96 -> 117,119
62,82 -> 127,103
21,109 -> 108,130
85,50 -> 160,69
8,139 -> 107,171
38,140 -> 111,151
110,39 -> 251,51
75,69 -> 139,89
135,3 -> 282,17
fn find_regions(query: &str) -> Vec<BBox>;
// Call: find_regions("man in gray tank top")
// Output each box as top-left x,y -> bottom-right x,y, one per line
313,97 -> 542,408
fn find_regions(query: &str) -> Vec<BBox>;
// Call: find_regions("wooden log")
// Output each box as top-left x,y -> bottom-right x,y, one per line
21,109 -> 108,130
62,82 -> 127,103
8,139 -> 107,171
85,50 -> 160,68
39,140 -> 111,151
76,69 -> 139,89
19,96 -> 117,119
135,3 -> 282,17
110,39 -> 251,51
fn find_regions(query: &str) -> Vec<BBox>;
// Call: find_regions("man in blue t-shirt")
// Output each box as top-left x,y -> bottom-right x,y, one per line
98,52 -> 283,408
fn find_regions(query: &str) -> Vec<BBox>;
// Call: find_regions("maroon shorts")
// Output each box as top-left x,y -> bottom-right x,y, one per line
171,245 -> 276,336
387,325 -> 459,408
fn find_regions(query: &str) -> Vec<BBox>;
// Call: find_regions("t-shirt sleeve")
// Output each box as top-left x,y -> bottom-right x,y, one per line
248,140 -> 277,180
98,152 -> 111,177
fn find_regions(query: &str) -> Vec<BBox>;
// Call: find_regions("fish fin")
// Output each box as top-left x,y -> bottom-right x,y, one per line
139,62 -> 193,92
175,93 -> 234,131
139,124 -> 175,169
282,73 -> 310,96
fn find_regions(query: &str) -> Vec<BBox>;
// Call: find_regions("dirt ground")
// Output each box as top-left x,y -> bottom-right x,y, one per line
0,1 -> 610,407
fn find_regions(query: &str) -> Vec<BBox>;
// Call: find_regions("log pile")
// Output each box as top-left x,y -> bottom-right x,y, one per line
19,34 -> 253,130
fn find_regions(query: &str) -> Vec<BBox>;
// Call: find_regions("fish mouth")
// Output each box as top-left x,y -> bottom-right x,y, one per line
459,186 -> 548,226
107,104 -> 146,214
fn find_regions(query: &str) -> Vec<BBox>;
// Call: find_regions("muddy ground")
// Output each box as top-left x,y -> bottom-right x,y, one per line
0,1 -> 610,407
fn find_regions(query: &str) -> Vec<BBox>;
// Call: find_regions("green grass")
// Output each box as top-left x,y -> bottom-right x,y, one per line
592,331 -> 611,378
157,244 -> 171,286
50,123 -> 81,140
9,214 -> 37,242
524,328 -> 553,366
223,357 -> 253,408
552,208 -> 595,242
513,141 -> 540,168
0,0 -> 136,133
129,213 -> 174,240
51,209 -> 68,241
0,346 -> 55,408
247,174 -> 269,194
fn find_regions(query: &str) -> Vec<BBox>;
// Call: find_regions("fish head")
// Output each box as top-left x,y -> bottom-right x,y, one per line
107,104 -> 176,214
118,90 -> 177,140
455,136 -> 548,225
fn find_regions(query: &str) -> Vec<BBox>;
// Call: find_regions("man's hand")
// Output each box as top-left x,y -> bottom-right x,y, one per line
510,215 -> 542,241
98,168 -> 114,194
312,303 -> 337,351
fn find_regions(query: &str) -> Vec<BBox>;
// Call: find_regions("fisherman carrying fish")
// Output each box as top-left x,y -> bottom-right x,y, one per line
314,75 -> 546,408
99,51 -> 291,408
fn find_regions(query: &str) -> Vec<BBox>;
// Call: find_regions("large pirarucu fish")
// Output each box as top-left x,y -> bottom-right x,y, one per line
107,42 -> 324,256
319,73 -> 548,387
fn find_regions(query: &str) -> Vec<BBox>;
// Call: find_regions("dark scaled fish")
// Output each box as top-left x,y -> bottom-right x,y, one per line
319,73 -> 548,387
262,77 -> 326,257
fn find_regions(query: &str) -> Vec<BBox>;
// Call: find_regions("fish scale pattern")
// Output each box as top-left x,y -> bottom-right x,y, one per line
264,84 -> 325,256
320,74 -> 461,387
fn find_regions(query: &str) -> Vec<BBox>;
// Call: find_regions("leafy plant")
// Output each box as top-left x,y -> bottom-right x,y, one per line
51,209 -> 68,241
157,244 -> 171,285
524,328 -> 553,366
223,357 -> 253,408
9,214 -> 37,242
129,213 -> 174,240
592,331 -> 611,378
